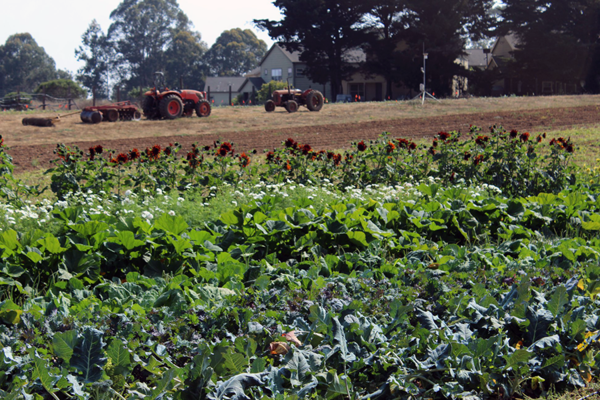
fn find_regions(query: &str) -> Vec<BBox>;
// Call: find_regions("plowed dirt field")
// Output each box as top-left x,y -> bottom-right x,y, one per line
3,96 -> 600,173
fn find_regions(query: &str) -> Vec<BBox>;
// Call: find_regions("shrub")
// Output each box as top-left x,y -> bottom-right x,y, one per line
257,80 -> 289,102
34,79 -> 87,99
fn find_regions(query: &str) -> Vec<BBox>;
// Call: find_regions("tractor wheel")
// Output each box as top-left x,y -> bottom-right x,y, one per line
285,100 -> 298,113
195,100 -> 212,117
306,90 -> 324,111
265,100 -> 276,112
159,94 -> 183,119
142,96 -> 159,119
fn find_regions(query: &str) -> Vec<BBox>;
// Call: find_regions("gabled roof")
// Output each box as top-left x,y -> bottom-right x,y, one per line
260,43 -> 366,65
464,49 -> 489,68
238,77 -> 266,94
247,77 -> 265,88
491,33 -> 520,55
204,77 -> 246,93
259,43 -> 303,65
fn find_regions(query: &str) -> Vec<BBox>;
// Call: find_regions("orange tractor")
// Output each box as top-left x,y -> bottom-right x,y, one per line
265,82 -> 324,113
143,72 -> 211,120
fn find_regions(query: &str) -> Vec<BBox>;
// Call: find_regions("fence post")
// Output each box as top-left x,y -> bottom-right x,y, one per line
68,87 -> 72,110
207,86 -> 210,103
42,92 -> 47,110
92,86 -> 96,107
17,87 -> 20,107
229,85 -> 232,106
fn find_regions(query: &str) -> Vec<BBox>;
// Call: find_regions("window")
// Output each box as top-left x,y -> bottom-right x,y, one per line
296,68 -> 305,77
349,83 -> 364,101
264,69 -> 268,76
271,68 -> 282,81
288,67 -> 292,76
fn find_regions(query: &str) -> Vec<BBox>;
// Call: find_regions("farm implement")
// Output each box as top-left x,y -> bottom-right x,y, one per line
80,101 -> 141,124
21,101 -> 142,127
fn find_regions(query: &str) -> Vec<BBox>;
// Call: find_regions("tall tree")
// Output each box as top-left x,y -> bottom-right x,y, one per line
255,0 -> 371,100
107,0 -> 199,91
499,0 -> 600,93
0,33 -> 56,96
75,20 -> 113,99
361,0 -> 410,99
164,30 -> 208,89
395,0 -> 497,97
205,28 -> 267,76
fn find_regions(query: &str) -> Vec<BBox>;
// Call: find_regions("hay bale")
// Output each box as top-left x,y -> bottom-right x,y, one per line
22,118 -> 55,127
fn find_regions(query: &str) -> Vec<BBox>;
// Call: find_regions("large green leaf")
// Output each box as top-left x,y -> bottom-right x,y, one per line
154,213 -> 189,235
107,339 -> 131,375
69,221 -> 109,237
52,330 -> 77,362
0,300 -> 22,325
504,349 -> 532,370
31,355 -> 57,395
70,328 -> 106,383
113,230 -> 145,251
547,286 -> 569,317
149,369 -> 176,400
284,350 -> 310,386
332,317 -> 354,362
38,234 -> 66,254
208,372 -> 267,400
325,370 -> 353,399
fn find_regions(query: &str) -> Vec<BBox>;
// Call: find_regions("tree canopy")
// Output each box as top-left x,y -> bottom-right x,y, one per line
499,0 -> 600,93
164,30 -> 208,89
107,0 -> 203,91
205,28 -> 267,76
34,79 -> 87,99
0,33 -> 57,96
75,20 -> 113,99
256,0 -> 496,98
256,0 -> 371,100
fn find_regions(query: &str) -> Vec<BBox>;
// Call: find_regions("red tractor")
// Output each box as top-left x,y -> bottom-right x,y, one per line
143,72 -> 211,120
264,82 -> 324,113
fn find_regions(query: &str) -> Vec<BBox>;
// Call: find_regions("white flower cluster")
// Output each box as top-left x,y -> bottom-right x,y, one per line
0,177 -> 506,230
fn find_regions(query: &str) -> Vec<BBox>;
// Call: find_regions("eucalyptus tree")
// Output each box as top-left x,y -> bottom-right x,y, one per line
0,33 -> 57,96
107,0 -> 206,91
205,28 -> 267,76
75,20 -> 112,99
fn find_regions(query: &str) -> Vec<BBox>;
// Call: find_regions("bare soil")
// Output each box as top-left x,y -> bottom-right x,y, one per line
2,96 -> 600,173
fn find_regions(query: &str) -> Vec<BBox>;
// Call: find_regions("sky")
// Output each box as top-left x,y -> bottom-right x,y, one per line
0,0 -> 282,75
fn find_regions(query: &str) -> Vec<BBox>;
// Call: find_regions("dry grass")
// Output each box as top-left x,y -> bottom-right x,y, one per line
2,94 -> 600,148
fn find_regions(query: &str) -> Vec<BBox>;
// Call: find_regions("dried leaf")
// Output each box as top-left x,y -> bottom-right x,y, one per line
282,331 -> 302,347
269,342 -> 290,355
515,340 -> 523,350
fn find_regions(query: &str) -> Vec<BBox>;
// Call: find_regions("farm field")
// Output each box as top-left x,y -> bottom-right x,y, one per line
3,94 -> 600,173
0,95 -> 599,399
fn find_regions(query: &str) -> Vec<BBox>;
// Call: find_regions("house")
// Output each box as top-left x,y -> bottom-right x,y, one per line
258,44 -> 328,98
487,34 -> 581,96
237,77 -> 265,105
452,48 -> 491,96
259,43 -> 406,102
203,77 -> 246,106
